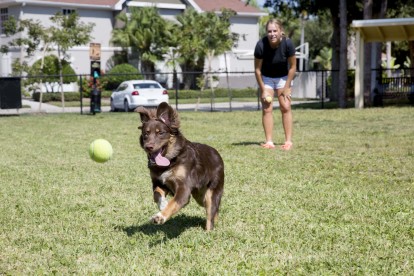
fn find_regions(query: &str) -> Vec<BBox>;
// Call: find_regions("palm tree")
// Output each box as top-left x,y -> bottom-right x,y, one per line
111,7 -> 170,78
175,9 -> 206,88
175,9 -> 237,89
315,47 -> 332,70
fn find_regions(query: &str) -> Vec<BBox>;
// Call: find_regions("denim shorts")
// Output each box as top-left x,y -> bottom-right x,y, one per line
262,75 -> 292,90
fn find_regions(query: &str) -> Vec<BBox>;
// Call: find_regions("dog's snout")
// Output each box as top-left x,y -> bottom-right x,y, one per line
145,144 -> 154,152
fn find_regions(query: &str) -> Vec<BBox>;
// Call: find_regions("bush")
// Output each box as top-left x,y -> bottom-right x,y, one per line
79,75 -> 107,98
169,88 -> 257,99
29,55 -> 77,84
104,64 -> 142,90
32,92 -> 80,102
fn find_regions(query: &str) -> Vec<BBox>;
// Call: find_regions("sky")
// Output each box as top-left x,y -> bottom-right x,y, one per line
257,0 -> 266,8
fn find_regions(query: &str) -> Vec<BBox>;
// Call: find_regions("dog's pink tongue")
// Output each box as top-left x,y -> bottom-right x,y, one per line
154,152 -> 170,166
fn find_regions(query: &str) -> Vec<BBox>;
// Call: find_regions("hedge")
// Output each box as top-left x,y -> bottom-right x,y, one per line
32,91 -> 112,102
168,88 -> 258,99
32,89 -> 257,102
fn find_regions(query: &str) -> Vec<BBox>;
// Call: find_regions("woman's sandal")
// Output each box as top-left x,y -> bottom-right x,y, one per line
260,142 -> 276,149
281,141 -> 293,151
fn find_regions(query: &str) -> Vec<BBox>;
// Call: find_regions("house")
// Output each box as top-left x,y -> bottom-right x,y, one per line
0,0 -> 266,89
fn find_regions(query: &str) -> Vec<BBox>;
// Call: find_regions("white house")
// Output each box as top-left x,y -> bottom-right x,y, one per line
0,0 -> 266,87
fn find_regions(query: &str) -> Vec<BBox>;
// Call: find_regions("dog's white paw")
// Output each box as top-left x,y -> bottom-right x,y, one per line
150,212 -> 166,225
158,197 -> 168,211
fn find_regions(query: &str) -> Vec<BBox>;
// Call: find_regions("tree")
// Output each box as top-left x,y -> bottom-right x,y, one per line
315,47 -> 332,70
201,9 -> 238,87
304,11 -> 333,68
111,7 -> 171,77
174,9 -> 205,88
1,12 -> 94,110
175,9 -> 238,89
105,63 -> 142,90
49,12 -> 94,109
27,55 -> 76,93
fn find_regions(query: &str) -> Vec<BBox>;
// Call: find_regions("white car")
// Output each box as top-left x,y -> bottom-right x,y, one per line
110,80 -> 169,112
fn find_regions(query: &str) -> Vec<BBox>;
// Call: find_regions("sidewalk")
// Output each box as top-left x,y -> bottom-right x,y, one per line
1,98 -> 319,115
0,99 -> 110,115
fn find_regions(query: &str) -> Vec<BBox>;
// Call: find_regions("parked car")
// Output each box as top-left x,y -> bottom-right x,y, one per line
110,80 -> 169,112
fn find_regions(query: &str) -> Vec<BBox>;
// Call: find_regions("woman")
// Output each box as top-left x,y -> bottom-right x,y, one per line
254,19 -> 296,150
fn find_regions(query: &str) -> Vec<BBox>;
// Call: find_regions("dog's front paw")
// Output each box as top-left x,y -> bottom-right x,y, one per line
150,212 -> 167,225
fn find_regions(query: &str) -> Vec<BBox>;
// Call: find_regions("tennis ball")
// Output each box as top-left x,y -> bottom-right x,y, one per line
265,96 -> 272,103
89,139 -> 113,163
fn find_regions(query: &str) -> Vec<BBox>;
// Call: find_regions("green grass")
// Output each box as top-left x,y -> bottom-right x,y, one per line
1,107 -> 413,274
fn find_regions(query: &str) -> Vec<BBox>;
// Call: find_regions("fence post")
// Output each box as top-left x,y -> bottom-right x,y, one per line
79,75 -> 83,115
174,70 -> 178,110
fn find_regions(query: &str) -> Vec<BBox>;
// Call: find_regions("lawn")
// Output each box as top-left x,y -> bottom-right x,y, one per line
0,107 -> 413,274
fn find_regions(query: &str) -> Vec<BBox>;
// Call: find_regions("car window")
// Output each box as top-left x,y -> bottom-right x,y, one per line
116,84 -> 128,92
133,83 -> 161,89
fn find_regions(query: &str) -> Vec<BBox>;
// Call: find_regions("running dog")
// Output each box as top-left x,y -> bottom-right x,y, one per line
135,102 -> 224,231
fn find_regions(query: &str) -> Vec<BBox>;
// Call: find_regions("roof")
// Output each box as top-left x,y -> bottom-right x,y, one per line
127,0 -> 186,10
351,17 -> 414,42
188,0 -> 266,16
0,0 -> 124,10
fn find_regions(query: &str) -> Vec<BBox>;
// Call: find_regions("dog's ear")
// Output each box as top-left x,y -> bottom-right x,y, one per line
135,106 -> 151,124
157,102 -> 180,129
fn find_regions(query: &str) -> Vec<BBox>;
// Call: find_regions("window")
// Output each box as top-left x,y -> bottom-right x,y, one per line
0,8 -> 8,35
62,9 -> 75,15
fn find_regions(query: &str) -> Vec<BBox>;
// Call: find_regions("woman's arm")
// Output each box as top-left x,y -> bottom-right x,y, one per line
282,55 -> 297,96
254,58 -> 265,96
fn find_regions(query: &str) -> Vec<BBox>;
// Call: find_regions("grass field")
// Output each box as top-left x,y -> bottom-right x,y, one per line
1,106 -> 413,274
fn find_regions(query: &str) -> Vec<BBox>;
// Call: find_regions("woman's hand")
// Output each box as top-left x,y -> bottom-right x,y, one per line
280,87 -> 292,101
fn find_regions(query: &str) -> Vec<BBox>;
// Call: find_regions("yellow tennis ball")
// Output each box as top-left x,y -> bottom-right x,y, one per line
265,96 -> 272,103
89,139 -> 113,163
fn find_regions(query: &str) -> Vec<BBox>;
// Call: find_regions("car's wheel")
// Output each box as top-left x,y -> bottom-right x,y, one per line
110,99 -> 117,112
124,100 -> 130,112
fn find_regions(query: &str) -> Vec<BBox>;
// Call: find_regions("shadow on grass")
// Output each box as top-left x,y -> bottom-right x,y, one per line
115,214 -> 205,243
232,141 -> 287,147
231,141 -> 260,146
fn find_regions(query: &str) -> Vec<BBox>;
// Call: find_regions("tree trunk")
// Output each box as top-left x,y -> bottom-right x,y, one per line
38,43 -> 49,112
141,60 -> 155,80
329,4 -> 340,102
57,46 -> 65,111
181,59 -> 205,90
338,0 -> 348,108
363,0 -> 373,106
372,0 -> 388,99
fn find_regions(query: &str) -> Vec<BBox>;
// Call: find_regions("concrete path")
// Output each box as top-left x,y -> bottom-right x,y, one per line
1,98 -> 319,115
0,99 -> 110,115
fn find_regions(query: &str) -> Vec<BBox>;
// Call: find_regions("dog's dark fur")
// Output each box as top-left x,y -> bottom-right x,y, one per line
135,102 -> 224,230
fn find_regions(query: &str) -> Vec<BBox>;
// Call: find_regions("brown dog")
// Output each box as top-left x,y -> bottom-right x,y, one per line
135,102 -> 224,230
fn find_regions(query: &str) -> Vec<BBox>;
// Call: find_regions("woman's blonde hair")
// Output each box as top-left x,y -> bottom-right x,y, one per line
265,18 -> 285,35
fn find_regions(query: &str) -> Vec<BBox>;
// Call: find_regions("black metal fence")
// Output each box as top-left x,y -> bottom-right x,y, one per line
1,69 -> 357,112
373,68 -> 414,106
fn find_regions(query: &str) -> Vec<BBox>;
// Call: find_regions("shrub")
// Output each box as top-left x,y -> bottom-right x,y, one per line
29,55 -> 77,84
79,75 -> 108,98
32,92 -> 80,102
104,64 -> 142,90
169,88 -> 257,99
